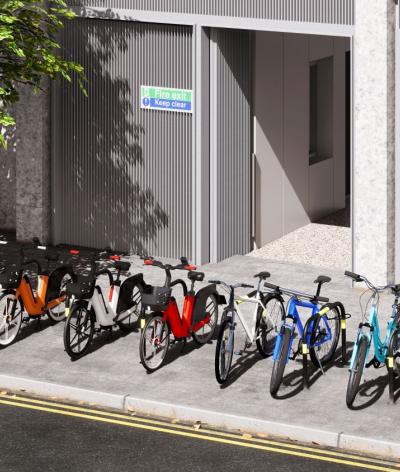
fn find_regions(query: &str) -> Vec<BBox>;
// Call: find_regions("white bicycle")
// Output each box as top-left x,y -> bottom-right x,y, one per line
211,272 -> 285,384
64,252 -> 145,359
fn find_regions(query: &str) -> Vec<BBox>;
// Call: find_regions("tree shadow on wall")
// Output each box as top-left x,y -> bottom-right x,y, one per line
56,11 -> 168,254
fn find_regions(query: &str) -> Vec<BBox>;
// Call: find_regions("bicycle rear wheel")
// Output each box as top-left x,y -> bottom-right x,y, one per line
192,294 -> 218,345
139,315 -> 170,372
117,282 -> 143,332
346,335 -> 368,407
310,306 -> 340,368
63,302 -> 95,359
270,326 -> 291,396
215,316 -> 235,384
48,273 -> 73,323
256,294 -> 285,358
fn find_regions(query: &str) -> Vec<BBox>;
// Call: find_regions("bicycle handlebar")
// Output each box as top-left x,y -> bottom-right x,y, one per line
142,256 -> 196,272
208,280 -> 254,291
344,270 -> 398,293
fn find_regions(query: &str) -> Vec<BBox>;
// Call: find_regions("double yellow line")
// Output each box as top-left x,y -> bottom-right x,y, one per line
0,392 -> 398,471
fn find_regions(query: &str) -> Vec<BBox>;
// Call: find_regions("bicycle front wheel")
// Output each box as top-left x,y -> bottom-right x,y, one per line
139,315 -> 170,372
310,306 -> 340,367
256,294 -> 285,358
270,326 -> 291,396
0,292 -> 23,346
215,317 -> 235,384
346,335 -> 368,407
63,302 -> 95,359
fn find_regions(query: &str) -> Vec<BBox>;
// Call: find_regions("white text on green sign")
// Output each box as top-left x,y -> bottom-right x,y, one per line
141,86 -> 193,113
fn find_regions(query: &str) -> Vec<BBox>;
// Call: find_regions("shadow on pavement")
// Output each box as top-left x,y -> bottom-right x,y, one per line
272,345 -> 348,400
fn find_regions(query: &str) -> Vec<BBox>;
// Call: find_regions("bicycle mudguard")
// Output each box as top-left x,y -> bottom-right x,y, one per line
192,284 -> 220,328
116,273 -> 146,314
45,265 -> 76,303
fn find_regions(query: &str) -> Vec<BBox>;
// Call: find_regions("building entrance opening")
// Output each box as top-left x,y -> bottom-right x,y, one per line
250,32 -> 351,270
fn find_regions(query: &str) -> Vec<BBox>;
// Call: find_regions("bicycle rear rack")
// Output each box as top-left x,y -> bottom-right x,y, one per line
302,302 -> 350,389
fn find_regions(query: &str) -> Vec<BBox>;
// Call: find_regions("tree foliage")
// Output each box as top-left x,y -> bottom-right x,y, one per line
0,0 -> 85,147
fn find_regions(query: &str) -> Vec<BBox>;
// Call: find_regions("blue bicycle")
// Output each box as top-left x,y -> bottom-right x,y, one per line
345,271 -> 400,407
266,276 -> 341,395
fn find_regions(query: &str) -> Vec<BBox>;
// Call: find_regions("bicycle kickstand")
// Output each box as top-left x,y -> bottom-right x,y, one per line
302,343 -> 310,389
388,356 -> 395,403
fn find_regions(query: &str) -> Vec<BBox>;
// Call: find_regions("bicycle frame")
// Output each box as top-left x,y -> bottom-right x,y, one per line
273,297 -> 329,363
16,275 -> 63,316
232,292 -> 270,343
350,296 -> 398,368
162,291 -> 212,338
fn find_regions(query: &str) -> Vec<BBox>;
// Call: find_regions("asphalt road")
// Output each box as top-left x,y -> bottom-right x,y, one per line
0,394 -> 395,472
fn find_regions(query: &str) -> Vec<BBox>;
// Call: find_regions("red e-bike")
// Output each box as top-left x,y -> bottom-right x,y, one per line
139,257 -> 225,372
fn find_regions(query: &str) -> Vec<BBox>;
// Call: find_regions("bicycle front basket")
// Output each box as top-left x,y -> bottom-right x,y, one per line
141,286 -> 171,310
0,268 -> 22,290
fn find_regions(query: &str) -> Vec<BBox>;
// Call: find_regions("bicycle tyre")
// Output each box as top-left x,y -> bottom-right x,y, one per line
117,282 -> 143,332
63,302 -> 95,359
0,291 -> 23,346
215,316 -> 235,384
139,314 -> 170,372
256,294 -> 285,358
192,294 -> 218,345
346,335 -> 368,407
310,306 -> 340,368
48,273 -> 73,323
270,326 -> 291,396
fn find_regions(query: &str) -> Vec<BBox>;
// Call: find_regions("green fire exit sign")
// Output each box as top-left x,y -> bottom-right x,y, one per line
141,86 -> 193,113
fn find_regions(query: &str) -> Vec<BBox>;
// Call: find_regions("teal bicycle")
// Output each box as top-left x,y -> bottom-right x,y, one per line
345,271 -> 400,407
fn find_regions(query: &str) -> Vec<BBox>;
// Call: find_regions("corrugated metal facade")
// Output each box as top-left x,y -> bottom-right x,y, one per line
210,29 -> 251,261
53,20 -> 193,258
69,0 -> 354,25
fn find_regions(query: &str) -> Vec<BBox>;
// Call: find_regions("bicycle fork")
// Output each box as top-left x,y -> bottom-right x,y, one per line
273,322 -> 295,364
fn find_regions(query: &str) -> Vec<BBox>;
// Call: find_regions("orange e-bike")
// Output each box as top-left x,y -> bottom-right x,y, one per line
0,241 -> 76,346
139,257 -> 226,372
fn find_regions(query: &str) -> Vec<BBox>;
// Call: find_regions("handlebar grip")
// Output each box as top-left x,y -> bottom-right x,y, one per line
241,284 -> 253,289
316,296 -> 329,303
345,271 -> 362,282
209,280 -> 220,285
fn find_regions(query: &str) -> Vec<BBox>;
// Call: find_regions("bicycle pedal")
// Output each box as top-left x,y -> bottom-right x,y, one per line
234,350 -> 243,356
22,316 -> 30,323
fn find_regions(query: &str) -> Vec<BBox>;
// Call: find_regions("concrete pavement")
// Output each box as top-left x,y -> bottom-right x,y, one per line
0,254 -> 399,459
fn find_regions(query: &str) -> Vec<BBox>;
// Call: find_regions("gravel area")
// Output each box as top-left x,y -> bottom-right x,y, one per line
250,223 -> 351,270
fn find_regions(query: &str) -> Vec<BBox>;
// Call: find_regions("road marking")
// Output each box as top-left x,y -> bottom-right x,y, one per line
0,395 -> 397,471
2,393 -> 397,468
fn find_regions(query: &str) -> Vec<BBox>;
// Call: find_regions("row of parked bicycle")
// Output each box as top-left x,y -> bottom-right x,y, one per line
0,239 -> 399,408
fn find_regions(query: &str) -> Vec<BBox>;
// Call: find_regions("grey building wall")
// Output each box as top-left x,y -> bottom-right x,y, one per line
353,0 -> 396,284
69,0 -> 354,25
53,20 -> 193,258
16,83 -> 51,243
0,111 -> 16,231
0,85 -> 50,242
210,29 -> 251,262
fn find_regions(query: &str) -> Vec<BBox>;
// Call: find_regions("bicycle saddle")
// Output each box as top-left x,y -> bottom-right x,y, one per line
45,252 -> 59,262
114,261 -> 131,272
392,284 -> 400,295
254,271 -> 270,280
188,271 -> 205,282
314,275 -> 331,285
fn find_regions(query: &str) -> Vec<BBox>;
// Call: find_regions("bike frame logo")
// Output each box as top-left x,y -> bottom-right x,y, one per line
140,85 -> 193,113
